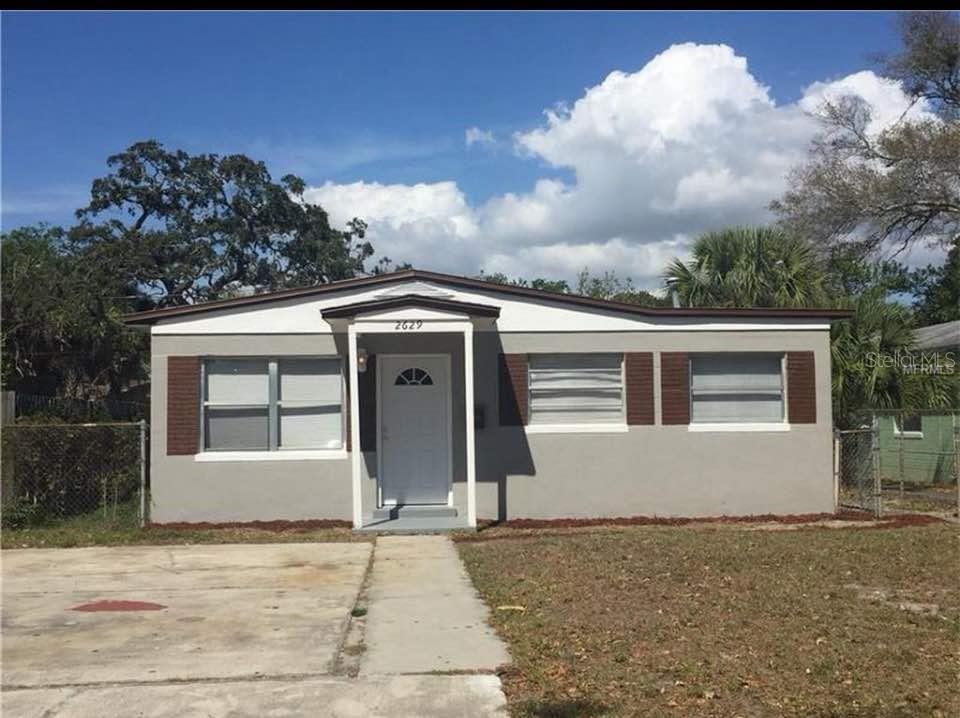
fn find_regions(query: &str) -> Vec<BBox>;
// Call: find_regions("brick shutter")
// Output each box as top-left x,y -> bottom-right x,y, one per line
359,355 -> 377,451
624,352 -> 654,425
787,351 -> 816,424
167,356 -> 200,455
660,352 -> 690,425
499,353 -> 528,425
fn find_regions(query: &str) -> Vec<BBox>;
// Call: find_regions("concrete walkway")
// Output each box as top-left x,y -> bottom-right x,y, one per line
2,538 -> 511,717
361,535 -> 511,675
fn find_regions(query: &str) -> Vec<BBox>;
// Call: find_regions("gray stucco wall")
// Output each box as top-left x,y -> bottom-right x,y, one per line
150,333 -> 469,523
150,328 -> 834,523
150,335 -> 354,523
473,331 -> 834,519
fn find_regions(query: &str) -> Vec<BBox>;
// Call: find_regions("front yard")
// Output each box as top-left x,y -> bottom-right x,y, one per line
458,522 -> 959,718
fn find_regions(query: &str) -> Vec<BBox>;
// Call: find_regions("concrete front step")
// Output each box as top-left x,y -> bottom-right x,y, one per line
357,515 -> 473,534
371,505 -> 458,521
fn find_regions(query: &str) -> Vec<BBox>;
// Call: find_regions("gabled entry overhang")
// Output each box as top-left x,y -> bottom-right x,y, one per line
321,293 -> 501,320
335,293 -> 484,531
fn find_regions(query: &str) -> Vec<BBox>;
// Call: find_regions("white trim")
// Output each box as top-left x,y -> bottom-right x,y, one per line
377,353 -> 454,508
464,324 -> 477,527
156,325 -> 832,335
688,352 -> 787,427
354,307 -> 470,322
893,430 -> 924,439
525,423 -> 630,434
687,422 -> 791,433
199,355 -> 346,452
149,279 -> 833,335
194,450 -> 347,462
348,325 -> 363,528
893,415 -> 924,439
376,357 -> 382,508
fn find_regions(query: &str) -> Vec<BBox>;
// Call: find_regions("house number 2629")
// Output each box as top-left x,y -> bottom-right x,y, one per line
394,320 -> 423,331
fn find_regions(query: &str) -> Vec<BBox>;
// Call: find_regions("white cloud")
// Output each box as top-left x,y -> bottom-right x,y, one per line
304,43 -> 932,287
800,70 -> 934,134
305,181 -> 480,272
464,127 -> 495,148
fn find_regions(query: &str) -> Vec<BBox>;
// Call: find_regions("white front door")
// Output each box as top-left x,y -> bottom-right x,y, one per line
378,354 -> 451,505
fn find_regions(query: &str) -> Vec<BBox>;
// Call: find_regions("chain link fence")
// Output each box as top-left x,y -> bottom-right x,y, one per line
835,411 -> 959,518
836,427 -> 879,515
1,421 -> 147,530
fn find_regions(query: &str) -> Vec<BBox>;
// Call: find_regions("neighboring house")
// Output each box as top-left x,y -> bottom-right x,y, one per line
878,320 -> 959,485
125,269 -> 850,529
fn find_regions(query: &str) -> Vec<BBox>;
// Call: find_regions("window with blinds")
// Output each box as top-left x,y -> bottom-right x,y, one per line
690,353 -> 784,424
203,357 -> 343,451
528,354 -> 624,425
278,358 -> 344,449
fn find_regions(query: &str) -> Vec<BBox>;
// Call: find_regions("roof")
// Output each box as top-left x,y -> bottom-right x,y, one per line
913,320 -> 960,351
123,268 -> 854,325
321,294 -> 501,319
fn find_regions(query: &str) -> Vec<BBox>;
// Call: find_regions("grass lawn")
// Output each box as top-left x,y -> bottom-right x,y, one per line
2,519 -> 367,549
458,523 -> 959,718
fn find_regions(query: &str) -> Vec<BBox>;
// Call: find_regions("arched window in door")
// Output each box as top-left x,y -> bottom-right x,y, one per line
395,367 -> 434,386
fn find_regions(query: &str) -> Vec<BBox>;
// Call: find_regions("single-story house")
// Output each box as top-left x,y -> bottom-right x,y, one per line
125,269 -> 851,529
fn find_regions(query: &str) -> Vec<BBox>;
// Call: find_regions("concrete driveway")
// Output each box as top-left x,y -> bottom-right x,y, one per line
2,543 -> 371,686
1,539 -> 508,717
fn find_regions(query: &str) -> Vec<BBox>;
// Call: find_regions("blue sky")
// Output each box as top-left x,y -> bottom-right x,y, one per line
4,11 -> 928,285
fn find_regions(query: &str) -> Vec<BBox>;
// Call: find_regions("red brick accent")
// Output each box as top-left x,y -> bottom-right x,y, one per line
660,352 -> 690,425
167,356 -> 200,455
787,351 -> 817,424
624,353 -> 654,425
499,353 -> 528,426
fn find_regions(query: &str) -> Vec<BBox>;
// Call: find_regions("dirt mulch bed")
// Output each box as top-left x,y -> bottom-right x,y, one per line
456,512 -> 944,543
148,519 -> 353,531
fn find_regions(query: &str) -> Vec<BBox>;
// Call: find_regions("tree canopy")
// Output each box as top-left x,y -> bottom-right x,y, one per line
1,225 -> 146,398
2,140 -> 382,399
773,12 -> 960,255
910,236 -> 960,325
72,140 -> 373,307
477,269 -> 671,307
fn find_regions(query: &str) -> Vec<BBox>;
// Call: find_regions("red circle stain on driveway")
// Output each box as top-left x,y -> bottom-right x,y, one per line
71,600 -> 167,612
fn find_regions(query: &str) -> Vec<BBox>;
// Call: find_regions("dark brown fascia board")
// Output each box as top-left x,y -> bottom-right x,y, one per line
123,268 -> 853,324
321,294 -> 501,319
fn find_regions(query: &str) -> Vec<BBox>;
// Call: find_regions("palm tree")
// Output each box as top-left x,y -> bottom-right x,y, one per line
664,227 -> 827,308
831,290 -> 957,428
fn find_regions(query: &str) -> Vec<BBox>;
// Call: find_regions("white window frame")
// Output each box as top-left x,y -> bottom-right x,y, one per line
687,352 -> 790,433
525,353 -> 627,433
197,356 -> 346,460
893,413 -> 924,439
